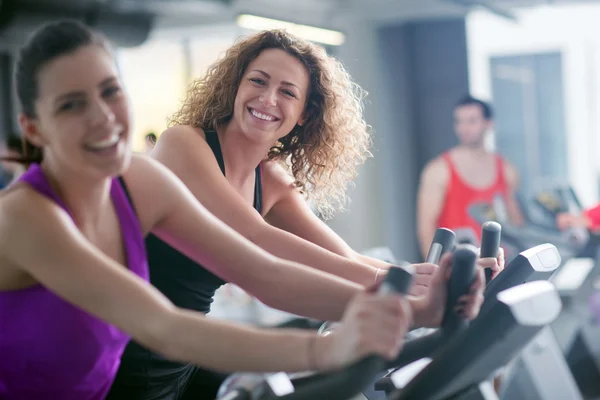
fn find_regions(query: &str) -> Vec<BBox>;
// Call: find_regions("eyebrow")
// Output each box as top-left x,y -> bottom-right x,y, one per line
250,69 -> 299,89
54,76 -> 118,105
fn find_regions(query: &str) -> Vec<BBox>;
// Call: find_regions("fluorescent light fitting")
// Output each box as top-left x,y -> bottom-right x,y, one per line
236,14 -> 345,46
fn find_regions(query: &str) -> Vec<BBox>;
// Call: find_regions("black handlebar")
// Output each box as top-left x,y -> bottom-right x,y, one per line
383,266 -> 415,295
263,267 -> 415,400
426,228 -> 456,264
218,225 -> 493,400
480,221 -> 502,284
385,247 -> 477,368
441,245 -> 478,334
376,223 -> 500,394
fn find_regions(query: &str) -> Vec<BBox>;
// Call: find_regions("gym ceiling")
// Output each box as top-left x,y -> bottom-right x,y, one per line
0,0 -> 597,48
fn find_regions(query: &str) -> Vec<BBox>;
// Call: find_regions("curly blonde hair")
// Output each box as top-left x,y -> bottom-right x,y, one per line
169,29 -> 372,219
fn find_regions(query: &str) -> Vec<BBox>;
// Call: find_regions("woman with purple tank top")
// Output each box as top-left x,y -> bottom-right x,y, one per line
0,21 -> 486,399
0,20 -> 415,400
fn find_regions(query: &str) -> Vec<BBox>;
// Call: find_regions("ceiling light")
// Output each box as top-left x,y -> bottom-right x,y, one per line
236,14 -> 345,46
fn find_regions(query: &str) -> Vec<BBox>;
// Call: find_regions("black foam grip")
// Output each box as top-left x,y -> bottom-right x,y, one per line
384,267 -> 414,295
375,247 -> 478,392
480,221 -> 502,284
425,228 -> 456,264
441,246 -> 478,334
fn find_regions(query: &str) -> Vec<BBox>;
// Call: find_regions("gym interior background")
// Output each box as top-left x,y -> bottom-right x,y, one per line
1,0 -> 599,292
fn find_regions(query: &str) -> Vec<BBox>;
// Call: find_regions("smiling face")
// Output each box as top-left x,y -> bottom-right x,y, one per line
19,44 -> 131,180
231,48 -> 310,145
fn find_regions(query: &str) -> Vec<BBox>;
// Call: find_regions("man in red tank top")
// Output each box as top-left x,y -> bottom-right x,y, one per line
416,96 -> 524,258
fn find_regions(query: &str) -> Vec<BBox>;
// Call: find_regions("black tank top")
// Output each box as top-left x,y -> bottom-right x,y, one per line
144,131 -> 262,314
114,131 -> 262,382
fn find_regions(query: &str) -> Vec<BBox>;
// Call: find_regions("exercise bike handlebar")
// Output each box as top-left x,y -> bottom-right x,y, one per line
382,246 -> 478,372
425,228 -> 456,264
217,266 -> 414,400
441,246 -> 478,333
376,226 -> 499,393
279,249 -> 479,400
480,221 -> 502,284
268,266 -> 414,400
218,232 -> 482,400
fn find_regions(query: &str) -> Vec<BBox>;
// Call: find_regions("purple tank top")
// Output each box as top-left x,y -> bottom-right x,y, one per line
0,164 -> 149,400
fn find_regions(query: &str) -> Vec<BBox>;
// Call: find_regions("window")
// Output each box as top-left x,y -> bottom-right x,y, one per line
118,39 -> 187,152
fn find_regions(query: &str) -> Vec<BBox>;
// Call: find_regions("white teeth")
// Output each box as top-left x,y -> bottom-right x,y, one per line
88,134 -> 119,150
251,109 -> 275,121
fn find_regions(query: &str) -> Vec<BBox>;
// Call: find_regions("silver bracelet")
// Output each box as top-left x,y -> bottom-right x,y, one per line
374,268 -> 382,284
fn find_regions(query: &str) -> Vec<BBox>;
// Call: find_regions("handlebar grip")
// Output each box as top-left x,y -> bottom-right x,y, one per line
425,228 -> 456,264
375,247 -> 479,393
441,245 -> 478,334
380,266 -> 414,296
480,221 -> 501,284
274,263 -> 415,399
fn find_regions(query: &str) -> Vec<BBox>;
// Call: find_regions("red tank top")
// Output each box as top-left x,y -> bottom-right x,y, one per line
437,152 -> 509,243
584,204 -> 600,230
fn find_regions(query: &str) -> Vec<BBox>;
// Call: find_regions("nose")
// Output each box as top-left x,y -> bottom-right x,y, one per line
89,98 -> 116,128
259,88 -> 277,107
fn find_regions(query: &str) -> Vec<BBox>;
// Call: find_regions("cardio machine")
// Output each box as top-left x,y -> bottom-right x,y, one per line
215,277 -> 563,400
469,186 -> 593,266
216,235 -> 482,400
215,223 -> 563,400
386,279 -> 561,400
498,252 -> 600,400
374,237 -> 562,397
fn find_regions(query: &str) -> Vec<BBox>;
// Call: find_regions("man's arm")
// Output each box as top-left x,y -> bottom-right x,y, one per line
503,162 -> 525,226
416,159 -> 449,259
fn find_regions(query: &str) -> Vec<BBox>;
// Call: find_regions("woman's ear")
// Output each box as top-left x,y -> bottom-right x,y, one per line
298,102 -> 312,127
18,113 -> 46,148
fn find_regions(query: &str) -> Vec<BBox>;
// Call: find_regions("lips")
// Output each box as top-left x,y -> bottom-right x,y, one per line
86,133 -> 120,150
83,128 -> 125,153
248,107 -> 280,122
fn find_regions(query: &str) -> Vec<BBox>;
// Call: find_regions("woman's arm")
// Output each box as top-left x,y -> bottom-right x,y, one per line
0,191 -> 322,372
0,188 -> 406,373
125,155 -> 362,322
261,162 -> 435,295
150,126 -> 379,286
126,157 -> 463,329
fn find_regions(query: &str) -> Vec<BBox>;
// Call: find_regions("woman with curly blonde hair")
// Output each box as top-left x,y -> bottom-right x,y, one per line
110,29 -> 498,399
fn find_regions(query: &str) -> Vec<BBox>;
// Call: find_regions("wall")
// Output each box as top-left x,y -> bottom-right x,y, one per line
404,19 -> 470,170
327,17 -> 469,262
467,5 -> 600,206
0,53 -> 15,140
324,19 -> 387,256
117,34 -> 235,151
